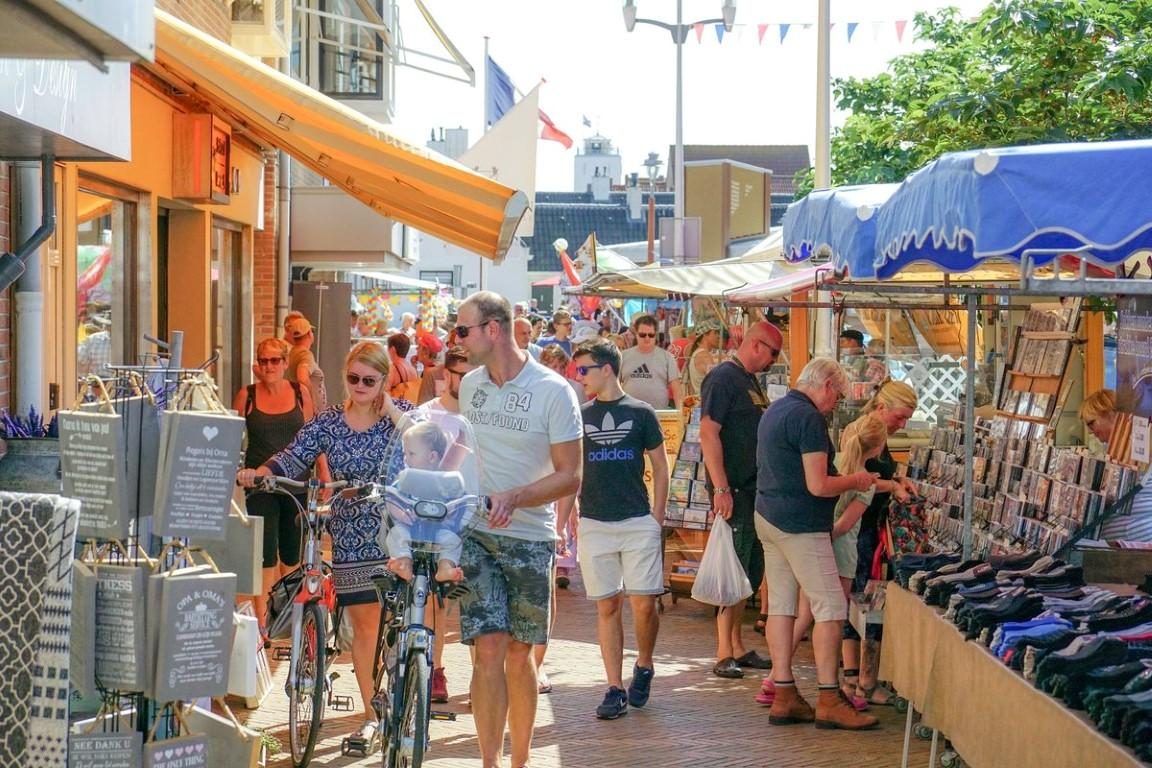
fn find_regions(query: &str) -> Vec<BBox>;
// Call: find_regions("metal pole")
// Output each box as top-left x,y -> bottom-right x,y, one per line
673,0 -> 685,262
963,293 -> 977,559
815,0 -> 831,188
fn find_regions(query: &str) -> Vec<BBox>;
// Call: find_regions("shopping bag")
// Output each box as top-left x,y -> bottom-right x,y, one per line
887,497 -> 930,555
228,603 -> 270,702
142,704 -> 209,768
690,516 -> 753,606
183,700 -> 263,768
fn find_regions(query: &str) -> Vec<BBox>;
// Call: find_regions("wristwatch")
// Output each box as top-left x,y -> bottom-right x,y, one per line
713,487 -> 731,495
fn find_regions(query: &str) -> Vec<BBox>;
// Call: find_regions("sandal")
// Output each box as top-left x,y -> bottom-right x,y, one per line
753,613 -> 767,636
858,683 -> 895,706
537,672 -> 553,694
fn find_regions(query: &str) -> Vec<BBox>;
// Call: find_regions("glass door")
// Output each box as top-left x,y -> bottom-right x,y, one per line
75,187 -> 137,378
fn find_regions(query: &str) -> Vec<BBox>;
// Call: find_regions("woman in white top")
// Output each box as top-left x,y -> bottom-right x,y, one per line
685,320 -> 726,398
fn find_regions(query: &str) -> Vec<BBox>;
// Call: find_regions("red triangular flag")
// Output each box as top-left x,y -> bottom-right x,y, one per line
694,22 -> 704,42
895,20 -> 907,42
538,109 -> 573,149
757,23 -> 768,44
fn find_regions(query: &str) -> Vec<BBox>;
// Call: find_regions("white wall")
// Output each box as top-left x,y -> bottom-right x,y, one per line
414,233 -> 533,304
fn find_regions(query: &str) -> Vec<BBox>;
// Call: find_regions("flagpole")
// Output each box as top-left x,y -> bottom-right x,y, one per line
479,36 -> 489,292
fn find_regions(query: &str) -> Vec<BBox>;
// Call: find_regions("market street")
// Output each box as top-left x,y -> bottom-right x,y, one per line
240,573 -> 932,767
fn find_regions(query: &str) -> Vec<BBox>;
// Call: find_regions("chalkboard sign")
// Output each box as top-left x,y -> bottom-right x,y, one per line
59,410 -> 127,538
152,571 -> 237,701
142,735 -> 209,768
68,730 -> 142,768
153,412 -> 244,540
93,564 -> 147,692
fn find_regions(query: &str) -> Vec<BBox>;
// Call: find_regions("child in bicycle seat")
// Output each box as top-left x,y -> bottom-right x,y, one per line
386,421 -> 465,583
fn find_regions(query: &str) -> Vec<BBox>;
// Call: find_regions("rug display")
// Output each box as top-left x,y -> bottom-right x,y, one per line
0,492 -> 80,767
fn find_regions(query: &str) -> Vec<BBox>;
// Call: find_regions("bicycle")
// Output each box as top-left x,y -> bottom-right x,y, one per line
246,475 -> 359,767
363,466 -> 486,768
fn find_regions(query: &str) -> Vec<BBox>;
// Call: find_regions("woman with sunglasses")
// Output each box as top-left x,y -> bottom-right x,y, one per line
237,340 -> 412,746
232,336 -> 323,637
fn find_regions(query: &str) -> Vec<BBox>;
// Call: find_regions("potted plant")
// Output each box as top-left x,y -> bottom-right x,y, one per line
0,406 -> 61,493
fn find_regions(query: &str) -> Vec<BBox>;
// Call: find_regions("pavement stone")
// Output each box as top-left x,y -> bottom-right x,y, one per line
238,572 -> 933,767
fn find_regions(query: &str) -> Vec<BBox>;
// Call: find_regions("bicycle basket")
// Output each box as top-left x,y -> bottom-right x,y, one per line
265,566 -> 304,640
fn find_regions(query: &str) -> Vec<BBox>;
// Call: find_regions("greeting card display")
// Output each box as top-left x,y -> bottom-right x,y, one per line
59,410 -> 128,538
152,411 -> 244,540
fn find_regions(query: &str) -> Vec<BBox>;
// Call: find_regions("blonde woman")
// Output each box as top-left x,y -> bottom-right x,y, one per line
1079,388 -> 1152,542
684,320 -> 726,398
237,340 -> 411,747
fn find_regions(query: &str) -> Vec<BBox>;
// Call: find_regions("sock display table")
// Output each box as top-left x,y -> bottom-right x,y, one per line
879,584 -> 1143,768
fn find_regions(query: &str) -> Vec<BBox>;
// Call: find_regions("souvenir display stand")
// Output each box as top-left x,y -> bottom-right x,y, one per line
663,407 -> 710,602
50,357 -> 265,768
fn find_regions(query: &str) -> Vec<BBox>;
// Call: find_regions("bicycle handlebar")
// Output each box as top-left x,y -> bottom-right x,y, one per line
253,475 -> 350,493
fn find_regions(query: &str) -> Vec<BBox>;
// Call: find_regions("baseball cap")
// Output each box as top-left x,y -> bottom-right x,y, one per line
286,316 -> 313,340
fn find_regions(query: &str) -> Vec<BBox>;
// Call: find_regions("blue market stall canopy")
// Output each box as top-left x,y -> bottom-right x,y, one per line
874,139 -> 1152,279
784,184 -> 898,278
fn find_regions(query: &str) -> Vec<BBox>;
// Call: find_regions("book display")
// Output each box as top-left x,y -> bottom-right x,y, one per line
995,301 -> 1081,429
663,407 -> 711,600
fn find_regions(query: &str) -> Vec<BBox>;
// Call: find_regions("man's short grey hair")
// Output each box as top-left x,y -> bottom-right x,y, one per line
461,290 -> 512,334
796,357 -> 848,392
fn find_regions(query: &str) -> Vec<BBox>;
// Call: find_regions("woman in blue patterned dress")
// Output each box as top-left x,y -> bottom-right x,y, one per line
238,340 -> 410,744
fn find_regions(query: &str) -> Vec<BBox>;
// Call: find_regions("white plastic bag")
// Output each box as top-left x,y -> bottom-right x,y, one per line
691,516 -> 753,606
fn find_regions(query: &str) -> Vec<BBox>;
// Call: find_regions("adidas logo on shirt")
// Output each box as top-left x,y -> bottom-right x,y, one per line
584,412 -> 636,460
630,363 -> 653,380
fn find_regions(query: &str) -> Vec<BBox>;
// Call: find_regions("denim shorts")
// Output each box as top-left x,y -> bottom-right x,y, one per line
459,530 -> 555,645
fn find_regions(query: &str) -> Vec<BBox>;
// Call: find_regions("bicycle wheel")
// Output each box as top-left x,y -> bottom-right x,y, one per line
386,650 -> 430,768
288,601 -> 327,767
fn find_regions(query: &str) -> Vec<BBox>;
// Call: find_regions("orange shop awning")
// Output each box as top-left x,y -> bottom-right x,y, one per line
152,10 -> 528,261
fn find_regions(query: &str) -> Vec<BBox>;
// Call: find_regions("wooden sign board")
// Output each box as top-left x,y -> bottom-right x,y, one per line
173,113 -> 231,204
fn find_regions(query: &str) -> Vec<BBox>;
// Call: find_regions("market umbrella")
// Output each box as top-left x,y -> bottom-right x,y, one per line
782,183 -> 899,279
874,138 -> 1152,279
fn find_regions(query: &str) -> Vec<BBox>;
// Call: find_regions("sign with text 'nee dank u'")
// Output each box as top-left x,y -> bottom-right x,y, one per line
68,730 -> 142,768
153,411 -> 244,540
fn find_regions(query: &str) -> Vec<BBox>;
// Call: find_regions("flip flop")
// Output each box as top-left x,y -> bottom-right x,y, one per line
859,683 -> 895,706
538,673 -> 553,694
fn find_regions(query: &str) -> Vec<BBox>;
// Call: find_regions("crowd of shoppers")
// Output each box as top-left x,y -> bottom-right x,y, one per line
236,294 -> 926,765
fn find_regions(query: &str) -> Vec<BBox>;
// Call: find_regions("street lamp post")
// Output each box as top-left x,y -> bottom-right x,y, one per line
624,0 -> 735,263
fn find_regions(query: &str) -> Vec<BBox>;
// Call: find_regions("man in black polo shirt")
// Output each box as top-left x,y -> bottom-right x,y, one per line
699,320 -> 783,679
756,357 -> 879,730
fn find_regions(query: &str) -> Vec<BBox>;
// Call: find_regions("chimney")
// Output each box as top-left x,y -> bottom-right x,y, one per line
626,173 -> 642,220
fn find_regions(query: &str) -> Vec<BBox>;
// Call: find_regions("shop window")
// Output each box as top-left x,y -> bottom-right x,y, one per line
211,223 -> 247,399
317,0 -> 385,99
76,190 -> 137,379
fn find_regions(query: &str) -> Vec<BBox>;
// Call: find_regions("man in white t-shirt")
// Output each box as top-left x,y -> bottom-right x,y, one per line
619,313 -> 682,410
456,291 -> 583,768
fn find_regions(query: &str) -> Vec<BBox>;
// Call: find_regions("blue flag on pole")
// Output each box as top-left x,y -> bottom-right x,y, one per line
486,56 -> 516,128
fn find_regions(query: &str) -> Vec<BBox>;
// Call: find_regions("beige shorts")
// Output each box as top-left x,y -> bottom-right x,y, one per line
577,515 -> 664,600
755,515 -> 847,623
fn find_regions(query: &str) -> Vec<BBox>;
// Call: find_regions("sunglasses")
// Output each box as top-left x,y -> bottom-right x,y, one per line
636,332 -> 657,339
555,320 -> 572,326
346,372 -> 381,388
256,356 -> 284,366
576,363 -> 608,376
455,319 -> 493,339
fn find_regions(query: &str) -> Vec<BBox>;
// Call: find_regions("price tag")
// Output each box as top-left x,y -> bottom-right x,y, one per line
1132,416 -> 1150,463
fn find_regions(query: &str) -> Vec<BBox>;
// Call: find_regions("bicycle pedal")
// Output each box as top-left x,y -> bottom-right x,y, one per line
340,737 -> 371,757
273,647 -> 292,661
430,710 -> 457,722
329,693 -> 355,711
442,583 -> 470,600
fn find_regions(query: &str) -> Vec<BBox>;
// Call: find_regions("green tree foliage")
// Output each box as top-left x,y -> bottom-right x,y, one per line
794,0 -> 1152,197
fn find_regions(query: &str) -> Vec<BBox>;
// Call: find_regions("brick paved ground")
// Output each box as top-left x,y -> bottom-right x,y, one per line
239,573 -> 931,767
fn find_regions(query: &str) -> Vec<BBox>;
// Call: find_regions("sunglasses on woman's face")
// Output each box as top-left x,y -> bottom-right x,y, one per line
256,356 -> 284,366
346,372 -> 381,388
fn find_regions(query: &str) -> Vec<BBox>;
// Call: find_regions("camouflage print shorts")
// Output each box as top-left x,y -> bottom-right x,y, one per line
459,530 -> 554,645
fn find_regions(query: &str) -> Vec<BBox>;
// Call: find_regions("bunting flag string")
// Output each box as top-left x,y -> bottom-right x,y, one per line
674,19 -> 919,46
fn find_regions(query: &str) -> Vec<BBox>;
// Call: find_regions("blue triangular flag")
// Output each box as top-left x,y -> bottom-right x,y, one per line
714,23 -> 725,43
847,22 -> 859,42
779,23 -> 791,44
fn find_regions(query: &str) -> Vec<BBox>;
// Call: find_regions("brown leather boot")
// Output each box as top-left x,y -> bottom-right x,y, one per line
767,684 -> 815,725
815,688 -> 880,730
